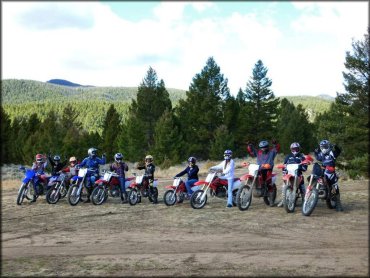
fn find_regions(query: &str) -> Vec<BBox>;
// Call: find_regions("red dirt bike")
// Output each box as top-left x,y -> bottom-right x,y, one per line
163,177 -> 202,206
128,171 -> 159,205
276,155 -> 312,213
302,162 -> 340,216
190,170 -> 242,209
236,163 -> 277,211
91,171 -> 135,205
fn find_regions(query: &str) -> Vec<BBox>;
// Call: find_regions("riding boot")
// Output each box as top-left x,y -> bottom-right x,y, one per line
121,191 -> 128,203
336,193 -> 343,212
150,186 -> 158,204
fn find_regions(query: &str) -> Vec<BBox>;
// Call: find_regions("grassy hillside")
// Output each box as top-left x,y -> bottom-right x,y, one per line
1,79 -> 333,132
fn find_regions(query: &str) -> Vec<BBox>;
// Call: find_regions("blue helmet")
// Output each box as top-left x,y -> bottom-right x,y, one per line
224,150 -> 232,160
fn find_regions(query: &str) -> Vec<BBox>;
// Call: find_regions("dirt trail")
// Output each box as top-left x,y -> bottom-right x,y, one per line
1,168 -> 368,277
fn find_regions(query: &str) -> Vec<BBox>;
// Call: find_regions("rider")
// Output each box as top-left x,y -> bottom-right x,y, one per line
47,154 -> 67,190
78,148 -> 106,202
174,156 -> 199,198
110,153 -> 129,203
137,155 -> 157,204
62,156 -> 79,186
277,142 -> 308,207
31,153 -> 48,202
210,150 -> 235,208
314,139 -> 343,211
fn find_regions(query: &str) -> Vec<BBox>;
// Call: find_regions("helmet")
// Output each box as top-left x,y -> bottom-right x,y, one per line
145,155 -> 153,163
290,142 -> 300,155
88,148 -> 97,158
35,154 -> 43,163
258,140 -> 269,149
53,155 -> 61,162
114,153 -> 123,162
224,150 -> 232,160
320,140 -> 331,154
69,156 -> 77,164
188,156 -> 196,164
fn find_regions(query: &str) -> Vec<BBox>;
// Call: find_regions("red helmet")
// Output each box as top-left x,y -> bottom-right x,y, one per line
35,154 -> 44,163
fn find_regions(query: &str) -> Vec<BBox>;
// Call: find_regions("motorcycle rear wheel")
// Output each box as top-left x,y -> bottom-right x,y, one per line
91,186 -> 107,205
302,187 -> 319,216
326,193 -> 337,209
190,189 -> 207,209
46,185 -> 61,204
263,184 -> 277,207
236,183 -> 252,211
283,184 -> 296,213
163,190 -> 177,206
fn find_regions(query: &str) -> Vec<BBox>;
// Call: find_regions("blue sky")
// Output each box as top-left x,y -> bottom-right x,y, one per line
2,1 -> 368,97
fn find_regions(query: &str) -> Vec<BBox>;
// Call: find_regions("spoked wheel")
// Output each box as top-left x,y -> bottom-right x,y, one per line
326,192 -> 338,209
16,183 -> 29,205
46,185 -> 61,204
129,189 -> 139,205
302,187 -> 319,216
263,184 -> 277,207
163,190 -> 177,206
283,184 -> 296,213
91,186 -> 107,205
236,183 -> 252,211
67,184 -> 80,206
148,187 -> 158,203
60,183 -> 68,199
190,189 -> 207,209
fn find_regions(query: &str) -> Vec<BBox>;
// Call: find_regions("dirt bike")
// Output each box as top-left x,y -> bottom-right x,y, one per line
45,171 -> 69,204
91,171 -> 135,205
236,163 -> 277,211
163,177 -> 202,206
190,170 -> 242,209
276,155 -> 312,213
67,168 -> 97,206
128,172 -> 159,205
16,166 -> 48,205
302,162 -> 339,216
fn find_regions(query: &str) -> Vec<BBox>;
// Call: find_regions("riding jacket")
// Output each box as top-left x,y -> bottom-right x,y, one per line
175,165 -> 199,180
110,161 -> 128,178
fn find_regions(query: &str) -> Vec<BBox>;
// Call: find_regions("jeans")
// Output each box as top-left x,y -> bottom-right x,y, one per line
119,177 -> 126,196
221,177 -> 234,205
185,179 -> 197,195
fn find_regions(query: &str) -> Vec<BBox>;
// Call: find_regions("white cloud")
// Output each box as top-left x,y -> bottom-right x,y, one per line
2,2 -> 368,96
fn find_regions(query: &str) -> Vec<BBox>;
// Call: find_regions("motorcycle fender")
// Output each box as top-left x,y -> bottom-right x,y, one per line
165,185 -> 176,189
240,174 -> 253,181
95,179 -> 106,184
191,185 -> 202,192
194,180 -> 207,186
282,174 -> 293,181
129,182 -> 137,188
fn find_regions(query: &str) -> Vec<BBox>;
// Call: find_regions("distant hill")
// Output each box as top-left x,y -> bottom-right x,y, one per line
47,79 -> 85,87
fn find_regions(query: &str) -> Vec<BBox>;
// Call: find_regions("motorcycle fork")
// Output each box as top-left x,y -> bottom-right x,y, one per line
76,176 -> 85,196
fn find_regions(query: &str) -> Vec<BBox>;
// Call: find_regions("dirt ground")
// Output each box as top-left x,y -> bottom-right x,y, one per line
1,165 -> 369,277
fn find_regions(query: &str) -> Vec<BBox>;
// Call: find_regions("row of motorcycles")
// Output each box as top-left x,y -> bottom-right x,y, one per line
16,155 -> 340,216
16,167 -> 159,206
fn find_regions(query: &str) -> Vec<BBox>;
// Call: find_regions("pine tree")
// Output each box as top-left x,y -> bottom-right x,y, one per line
243,60 -> 280,142
100,104 -> 121,160
152,109 -> 182,167
175,57 -> 230,159
1,107 -> 11,165
209,125 -> 235,160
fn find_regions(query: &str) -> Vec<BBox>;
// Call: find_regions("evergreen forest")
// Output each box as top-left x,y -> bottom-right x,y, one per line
1,30 -> 368,179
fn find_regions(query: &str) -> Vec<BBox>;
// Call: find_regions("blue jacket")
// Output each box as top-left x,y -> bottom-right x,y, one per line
175,165 -> 199,180
79,156 -> 106,174
283,152 -> 308,174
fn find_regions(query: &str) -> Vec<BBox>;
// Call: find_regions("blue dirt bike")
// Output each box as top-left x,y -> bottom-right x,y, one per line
16,166 -> 48,205
67,168 -> 98,206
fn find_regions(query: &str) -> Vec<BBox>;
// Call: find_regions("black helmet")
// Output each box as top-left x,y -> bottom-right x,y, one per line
319,140 -> 331,154
188,156 -> 196,164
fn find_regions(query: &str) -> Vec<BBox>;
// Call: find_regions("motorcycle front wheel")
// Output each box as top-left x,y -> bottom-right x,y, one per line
163,190 -> 177,206
91,186 -> 107,205
129,189 -> 139,205
283,184 -> 296,213
67,184 -> 80,206
302,187 -> 319,216
236,182 -> 252,211
16,182 -> 29,205
190,190 -> 207,209
46,185 -> 61,204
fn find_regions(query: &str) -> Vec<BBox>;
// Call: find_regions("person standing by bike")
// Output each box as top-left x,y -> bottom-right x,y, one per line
137,155 -> 157,204
210,150 -> 235,208
110,153 -> 129,203
277,142 -> 308,207
78,148 -> 106,202
174,157 -> 199,199
314,140 -> 343,211
31,153 -> 48,202
47,154 -> 67,190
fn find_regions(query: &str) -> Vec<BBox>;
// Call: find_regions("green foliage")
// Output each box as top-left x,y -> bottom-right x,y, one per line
346,155 -> 369,179
100,104 -> 122,160
1,107 -> 11,165
243,60 -> 280,142
175,57 -> 229,159
209,125 -> 235,160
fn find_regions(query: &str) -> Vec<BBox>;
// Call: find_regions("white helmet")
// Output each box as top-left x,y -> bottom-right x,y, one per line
114,153 -> 123,162
88,148 -> 97,158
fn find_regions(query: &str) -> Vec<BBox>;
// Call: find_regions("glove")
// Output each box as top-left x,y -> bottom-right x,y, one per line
314,148 -> 319,154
